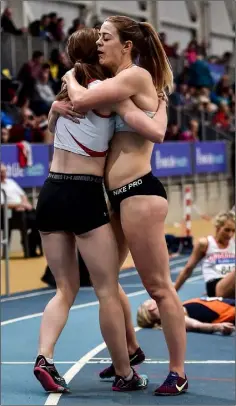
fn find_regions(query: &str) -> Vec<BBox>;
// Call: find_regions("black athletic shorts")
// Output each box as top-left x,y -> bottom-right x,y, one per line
206,278 -> 223,297
36,172 -> 110,235
107,171 -> 167,213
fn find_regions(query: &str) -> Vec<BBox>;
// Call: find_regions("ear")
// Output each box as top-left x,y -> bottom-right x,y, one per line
123,40 -> 133,54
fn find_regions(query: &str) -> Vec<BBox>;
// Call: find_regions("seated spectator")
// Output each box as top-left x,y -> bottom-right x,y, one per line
1,7 -> 26,35
1,127 -> 10,143
165,123 -> 181,141
137,297 -> 235,334
169,84 -> 193,107
188,53 -> 214,89
1,88 -> 21,128
212,102 -> 231,130
9,110 -> 45,143
33,63 -> 56,114
0,164 -> 42,257
180,119 -> 199,141
28,14 -> 52,40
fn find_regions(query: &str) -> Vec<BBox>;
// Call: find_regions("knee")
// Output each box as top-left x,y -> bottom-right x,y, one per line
146,279 -> 173,304
57,280 -> 80,307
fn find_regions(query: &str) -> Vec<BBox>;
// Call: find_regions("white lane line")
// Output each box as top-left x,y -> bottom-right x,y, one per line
1,289 -> 56,303
1,269 -> 203,326
44,327 -> 141,406
1,257 -> 189,302
1,290 -> 146,326
2,359 -> 234,366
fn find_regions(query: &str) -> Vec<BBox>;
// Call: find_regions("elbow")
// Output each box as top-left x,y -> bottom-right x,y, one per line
155,131 -> 165,143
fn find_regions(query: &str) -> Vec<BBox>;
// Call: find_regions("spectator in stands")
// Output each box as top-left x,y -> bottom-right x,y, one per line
28,14 -> 52,40
0,164 -> 42,257
188,53 -> 214,89
54,18 -> 66,42
165,123 -> 181,141
17,51 -> 44,102
1,7 -> 26,35
1,88 -> 21,128
180,119 -> 199,142
47,12 -> 58,40
48,49 -> 70,93
68,18 -> 83,36
159,32 -> 175,57
212,102 -> 230,130
185,40 -> 198,65
9,110 -> 45,143
34,63 -> 55,113
169,83 -> 193,108
1,127 -> 10,143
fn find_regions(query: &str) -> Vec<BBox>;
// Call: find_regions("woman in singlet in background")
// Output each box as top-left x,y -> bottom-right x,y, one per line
175,211 -> 235,298
63,15 -> 187,396
137,296 -> 235,334
34,28 -> 166,394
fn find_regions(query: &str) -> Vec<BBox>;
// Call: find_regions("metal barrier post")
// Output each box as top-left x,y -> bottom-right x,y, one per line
1,190 -> 10,296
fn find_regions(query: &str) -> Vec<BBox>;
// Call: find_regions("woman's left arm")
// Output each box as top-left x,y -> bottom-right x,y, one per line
115,98 -> 167,143
63,68 -> 147,111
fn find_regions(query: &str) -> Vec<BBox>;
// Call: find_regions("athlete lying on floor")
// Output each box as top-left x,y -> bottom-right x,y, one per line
137,296 -> 235,335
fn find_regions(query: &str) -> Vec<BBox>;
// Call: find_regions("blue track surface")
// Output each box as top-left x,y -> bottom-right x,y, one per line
1,256 -> 235,405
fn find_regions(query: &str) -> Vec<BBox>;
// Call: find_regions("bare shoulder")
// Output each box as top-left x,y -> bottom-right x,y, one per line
197,237 -> 208,254
117,66 -> 152,83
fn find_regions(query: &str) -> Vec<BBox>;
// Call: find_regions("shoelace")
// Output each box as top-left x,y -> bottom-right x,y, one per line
163,373 -> 178,387
47,366 -> 65,382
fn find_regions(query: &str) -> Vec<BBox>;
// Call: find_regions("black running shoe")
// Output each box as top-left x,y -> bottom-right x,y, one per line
33,355 -> 70,393
112,368 -> 148,391
99,347 -> 145,379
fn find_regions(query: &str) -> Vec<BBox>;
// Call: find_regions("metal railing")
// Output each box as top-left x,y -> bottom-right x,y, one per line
168,103 -> 234,142
1,190 -> 10,296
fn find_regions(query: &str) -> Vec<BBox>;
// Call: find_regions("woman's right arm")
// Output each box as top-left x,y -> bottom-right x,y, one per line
174,238 -> 208,291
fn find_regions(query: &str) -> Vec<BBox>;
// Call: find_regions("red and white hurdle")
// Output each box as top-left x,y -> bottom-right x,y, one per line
183,186 -> 192,236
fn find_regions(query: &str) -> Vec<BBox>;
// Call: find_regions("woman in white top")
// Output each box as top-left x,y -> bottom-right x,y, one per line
34,28 -> 166,394
175,211 -> 235,298
61,16 -> 187,396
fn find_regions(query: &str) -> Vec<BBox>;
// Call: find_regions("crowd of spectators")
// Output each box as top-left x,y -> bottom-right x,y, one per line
1,7 -> 235,145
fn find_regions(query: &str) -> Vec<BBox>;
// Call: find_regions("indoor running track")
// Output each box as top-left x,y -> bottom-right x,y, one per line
1,255 -> 235,405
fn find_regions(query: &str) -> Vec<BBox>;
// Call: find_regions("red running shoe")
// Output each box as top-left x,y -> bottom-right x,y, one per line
34,355 -> 70,393
154,371 -> 188,396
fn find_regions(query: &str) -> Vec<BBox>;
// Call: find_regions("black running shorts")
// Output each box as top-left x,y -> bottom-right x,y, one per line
206,278 -> 223,297
107,171 -> 167,213
36,172 -> 110,235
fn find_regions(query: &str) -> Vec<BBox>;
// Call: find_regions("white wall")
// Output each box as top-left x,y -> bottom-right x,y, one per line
97,0 -> 149,20
209,0 -> 234,54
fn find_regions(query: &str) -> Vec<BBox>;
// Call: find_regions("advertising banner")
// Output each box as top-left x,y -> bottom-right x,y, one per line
193,141 -> 227,174
151,142 -> 192,177
1,144 -> 49,187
